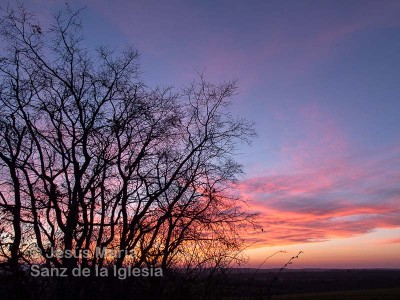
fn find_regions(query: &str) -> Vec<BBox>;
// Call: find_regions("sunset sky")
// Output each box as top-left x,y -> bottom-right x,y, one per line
20,0 -> 400,268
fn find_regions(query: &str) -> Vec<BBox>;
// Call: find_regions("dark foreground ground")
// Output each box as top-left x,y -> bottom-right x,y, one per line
271,288 -> 400,300
1,268 -> 400,299
221,269 -> 400,299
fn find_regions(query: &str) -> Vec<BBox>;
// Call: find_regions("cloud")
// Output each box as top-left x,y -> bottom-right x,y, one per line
382,238 -> 400,244
239,104 -> 400,247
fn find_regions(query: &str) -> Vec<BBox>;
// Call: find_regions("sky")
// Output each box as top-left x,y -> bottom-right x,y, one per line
16,0 -> 400,268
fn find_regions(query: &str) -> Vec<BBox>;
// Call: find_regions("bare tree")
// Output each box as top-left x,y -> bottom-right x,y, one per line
0,5 -> 257,292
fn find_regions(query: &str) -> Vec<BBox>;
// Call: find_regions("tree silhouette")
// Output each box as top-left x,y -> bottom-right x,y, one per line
0,4 -> 257,298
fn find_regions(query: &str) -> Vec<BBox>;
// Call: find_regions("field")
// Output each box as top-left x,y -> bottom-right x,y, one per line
1,268 -> 399,299
272,288 -> 400,300
216,269 -> 400,299
224,288 -> 400,300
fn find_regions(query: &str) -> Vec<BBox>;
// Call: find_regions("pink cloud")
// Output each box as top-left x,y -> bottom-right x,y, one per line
238,103 -> 400,247
382,238 -> 400,244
